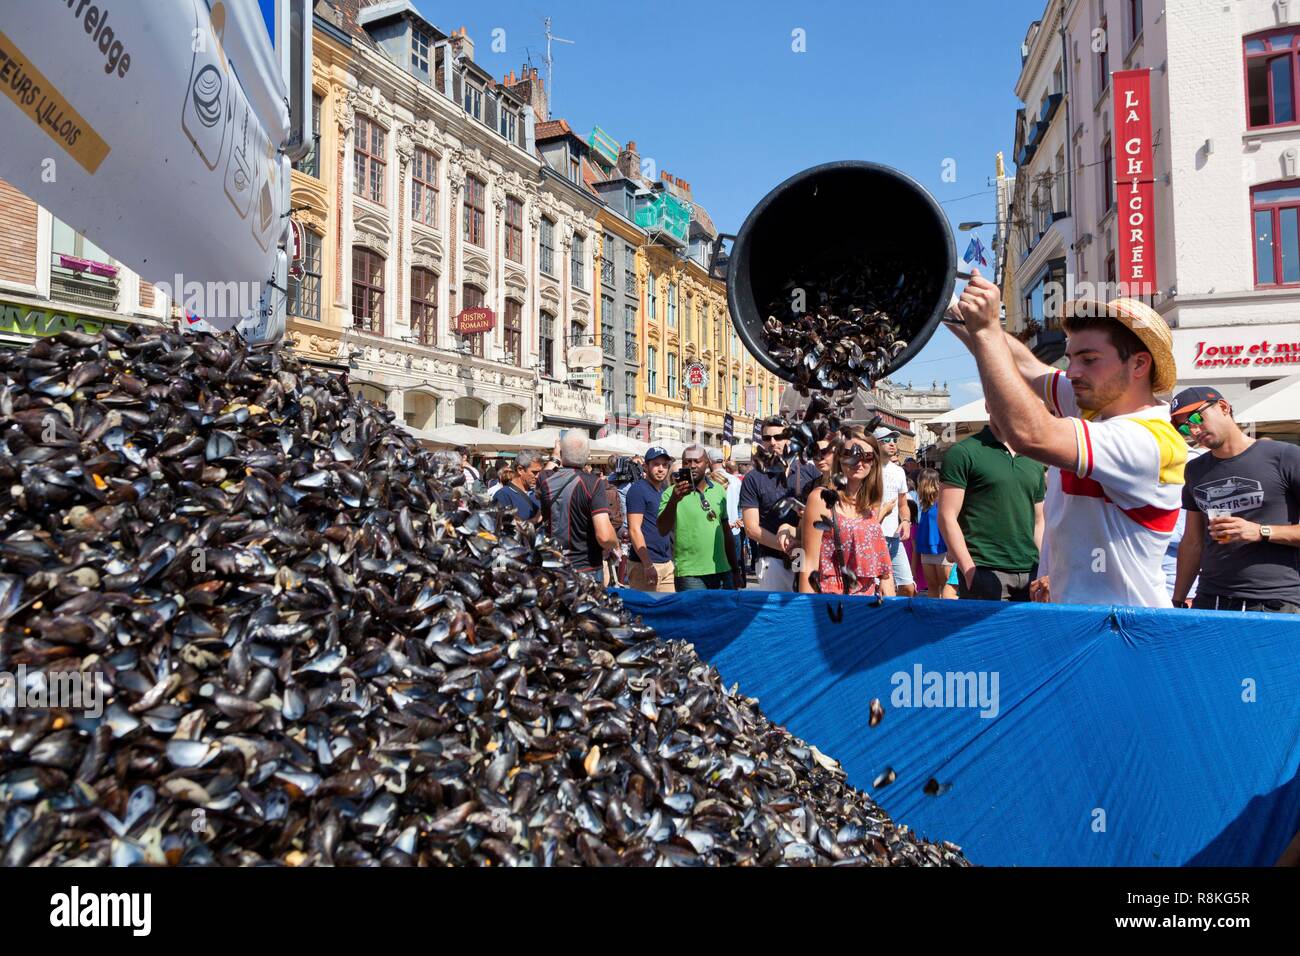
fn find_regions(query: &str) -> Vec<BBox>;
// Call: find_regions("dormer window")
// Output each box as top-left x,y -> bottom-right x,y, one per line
463,83 -> 482,120
411,28 -> 431,76
499,108 -> 516,144
568,151 -> 580,183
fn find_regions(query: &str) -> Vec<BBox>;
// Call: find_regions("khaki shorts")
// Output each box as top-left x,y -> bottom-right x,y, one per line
629,560 -> 675,593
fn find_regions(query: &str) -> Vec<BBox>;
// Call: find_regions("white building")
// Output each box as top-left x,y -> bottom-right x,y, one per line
1006,0 -> 1300,404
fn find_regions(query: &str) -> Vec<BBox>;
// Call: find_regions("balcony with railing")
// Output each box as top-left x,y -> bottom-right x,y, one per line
50,253 -> 119,312
624,337 -> 638,362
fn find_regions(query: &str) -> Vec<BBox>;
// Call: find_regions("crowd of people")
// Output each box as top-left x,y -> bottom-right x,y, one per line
460,271 -> 1298,614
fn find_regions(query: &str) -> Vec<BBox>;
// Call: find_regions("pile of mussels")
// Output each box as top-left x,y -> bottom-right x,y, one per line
0,326 -> 967,867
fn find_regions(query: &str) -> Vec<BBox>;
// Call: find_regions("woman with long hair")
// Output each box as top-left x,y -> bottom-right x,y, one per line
914,467 -> 956,598
797,428 -> 894,597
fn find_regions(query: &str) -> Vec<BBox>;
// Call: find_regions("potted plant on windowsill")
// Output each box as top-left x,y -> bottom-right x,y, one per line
87,261 -> 119,279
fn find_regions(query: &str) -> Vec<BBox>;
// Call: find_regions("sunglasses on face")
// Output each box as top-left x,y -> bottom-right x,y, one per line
841,447 -> 874,465
816,444 -> 834,457
761,433 -> 785,442
1175,411 -> 1205,437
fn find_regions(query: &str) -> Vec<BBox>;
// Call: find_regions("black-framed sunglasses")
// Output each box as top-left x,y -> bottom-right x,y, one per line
761,432 -> 785,443
696,490 -> 717,521
841,447 -> 875,465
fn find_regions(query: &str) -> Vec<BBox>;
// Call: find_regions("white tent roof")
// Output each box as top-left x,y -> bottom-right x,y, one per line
418,423 -> 531,452
1235,372 -> 1300,424
928,397 -> 988,424
512,427 -> 566,449
591,433 -> 645,456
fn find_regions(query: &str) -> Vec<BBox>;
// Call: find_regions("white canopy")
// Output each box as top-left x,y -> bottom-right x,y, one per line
511,427 -> 566,449
1235,372 -> 1300,424
928,397 -> 989,424
417,423 -> 530,452
591,433 -> 646,456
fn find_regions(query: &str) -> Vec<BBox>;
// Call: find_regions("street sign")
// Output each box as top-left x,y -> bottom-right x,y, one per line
722,413 -> 734,445
684,360 -> 707,388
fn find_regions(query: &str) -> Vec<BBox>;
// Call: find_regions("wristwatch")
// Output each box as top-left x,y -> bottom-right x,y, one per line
1260,525 -> 1273,541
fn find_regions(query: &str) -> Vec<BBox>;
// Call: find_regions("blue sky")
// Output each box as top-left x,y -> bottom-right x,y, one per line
416,0 -> 1048,406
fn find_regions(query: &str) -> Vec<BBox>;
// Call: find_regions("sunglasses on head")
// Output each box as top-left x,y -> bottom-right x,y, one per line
1175,411 -> 1205,437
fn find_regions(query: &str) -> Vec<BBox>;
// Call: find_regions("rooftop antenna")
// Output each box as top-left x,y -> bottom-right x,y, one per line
543,17 -> 574,111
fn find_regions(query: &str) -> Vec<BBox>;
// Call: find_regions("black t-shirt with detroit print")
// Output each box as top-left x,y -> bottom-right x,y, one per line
1183,440 -> 1300,602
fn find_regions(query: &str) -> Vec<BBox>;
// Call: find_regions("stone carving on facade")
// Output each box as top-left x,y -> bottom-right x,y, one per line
396,124 -> 415,167
335,88 -> 357,146
411,234 -> 443,272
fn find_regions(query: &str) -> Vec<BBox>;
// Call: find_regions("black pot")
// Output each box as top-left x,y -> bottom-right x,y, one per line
725,161 -> 958,386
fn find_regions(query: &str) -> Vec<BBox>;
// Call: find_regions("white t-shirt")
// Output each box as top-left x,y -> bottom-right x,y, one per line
880,461 -> 909,538
1039,369 -> 1187,607
721,471 -> 744,533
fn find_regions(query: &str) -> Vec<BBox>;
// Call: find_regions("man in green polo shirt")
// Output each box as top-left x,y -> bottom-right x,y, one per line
657,444 -> 743,591
938,417 -> 1046,601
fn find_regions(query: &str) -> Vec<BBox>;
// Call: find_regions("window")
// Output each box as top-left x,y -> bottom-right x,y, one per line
732,375 -> 739,410
351,246 -> 384,333
410,267 -> 437,345
1105,248 -> 1117,286
624,246 -> 636,294
624,371 -> 637,413
667,282 -> 677,327
293,93 -> 321,177
539,312 -> 555,377
1096,17 -> 1110,99
458,286 -> 485,357
1252,182 -> 1300,285
504,299 -> 522,365
540,218 -> 556,277
648,271 -> 657,320
463,83 -> 482,120
571,233 -> 585,289
1052,62 -> 1063,96
50,218 -> 118,311
601,296 -> 615,356
570,321 -> 589,348
623,189 -> 635,221
602,364 -> 614,414
647,345 -> 658,393
1127,0 -> 1143,46
717,371 -> 726,408
568,152 -> 580,184
505,196 -> 523,262
1246,30 -> 1300,128
601,235 -> 616,287
411,148 -> 438,228
288,229 -> 322,321
499,108 -> 516,144
1054,148 -> 1066,213
463,175 -> 486,247
624,304 -> 637,361
667,352 -> 678,396
1101,136 -> 1114,214
353,114 -> 386,204
412,28 -> 431,75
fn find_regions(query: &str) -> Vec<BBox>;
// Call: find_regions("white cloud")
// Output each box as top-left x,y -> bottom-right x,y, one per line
952,379 -> 983,398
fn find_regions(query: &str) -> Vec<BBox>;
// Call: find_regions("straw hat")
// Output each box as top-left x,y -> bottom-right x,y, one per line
1061,297 -> 1176,395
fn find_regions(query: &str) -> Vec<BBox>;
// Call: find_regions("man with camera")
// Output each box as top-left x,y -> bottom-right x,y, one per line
658,444 -> 744,591
739,417 -> 822,591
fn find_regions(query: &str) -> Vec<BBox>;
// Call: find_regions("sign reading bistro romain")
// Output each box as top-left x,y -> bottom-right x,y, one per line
454,307 -> 495,335
1,299 -> 126,338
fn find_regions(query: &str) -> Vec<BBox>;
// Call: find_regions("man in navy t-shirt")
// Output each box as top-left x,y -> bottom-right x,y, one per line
626,446 -> 676,592
493,449 -> 542,521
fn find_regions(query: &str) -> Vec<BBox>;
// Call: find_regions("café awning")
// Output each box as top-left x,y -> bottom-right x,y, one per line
1235,372 -> 1300,424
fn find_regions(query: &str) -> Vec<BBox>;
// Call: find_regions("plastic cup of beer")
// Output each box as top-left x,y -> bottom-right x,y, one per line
1206,507 -> 1232,543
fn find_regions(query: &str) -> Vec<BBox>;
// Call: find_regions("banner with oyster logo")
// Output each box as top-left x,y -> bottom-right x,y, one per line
0,0 -> 289,337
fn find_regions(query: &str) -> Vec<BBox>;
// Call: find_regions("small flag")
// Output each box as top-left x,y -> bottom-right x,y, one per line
963,235 -> 989,267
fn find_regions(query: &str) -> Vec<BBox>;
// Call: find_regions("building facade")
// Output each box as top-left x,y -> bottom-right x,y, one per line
1005,0 -> 1300,405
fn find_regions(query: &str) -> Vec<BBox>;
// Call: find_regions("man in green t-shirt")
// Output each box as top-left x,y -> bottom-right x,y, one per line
938,419 -> 1046,601
658,444 -> 743,591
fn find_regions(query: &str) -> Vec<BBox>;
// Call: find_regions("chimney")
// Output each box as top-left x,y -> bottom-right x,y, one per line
450,26 -> 475,63
617,140 -> 641,182
505,62 -> 548,122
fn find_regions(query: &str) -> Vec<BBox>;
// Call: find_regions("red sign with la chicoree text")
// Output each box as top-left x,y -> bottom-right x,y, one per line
1112,69 -> 1157,301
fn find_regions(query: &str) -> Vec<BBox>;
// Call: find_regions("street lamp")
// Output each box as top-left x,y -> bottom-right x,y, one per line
958,221 -> 990,231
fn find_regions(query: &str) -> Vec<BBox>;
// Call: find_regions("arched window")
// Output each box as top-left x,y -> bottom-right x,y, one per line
289,228 -> 322,321
351,246 -> 384,333
1252,181 -> 1300,286
458,285 -> 486,357
411,268 -> 438,344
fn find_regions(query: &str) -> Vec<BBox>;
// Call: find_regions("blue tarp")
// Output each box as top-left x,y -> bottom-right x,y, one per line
620,591 -> 1300,866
